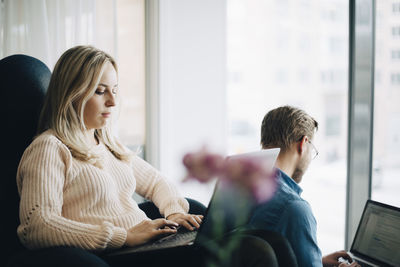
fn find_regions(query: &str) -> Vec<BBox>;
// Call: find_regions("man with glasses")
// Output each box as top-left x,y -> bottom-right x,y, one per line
248,106 -> 359,267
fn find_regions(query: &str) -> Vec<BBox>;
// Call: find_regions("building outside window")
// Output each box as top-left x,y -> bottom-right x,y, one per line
392,26 -> 400,37
112,0 -> 145,154
373,0 -> 400,208
392,2 -> 400,14
391,49 -> 400,59
227,0 -> 348,254
390,73 -> 400,84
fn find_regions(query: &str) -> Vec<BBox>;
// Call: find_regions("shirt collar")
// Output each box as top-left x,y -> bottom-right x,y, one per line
276,168 -> 303,195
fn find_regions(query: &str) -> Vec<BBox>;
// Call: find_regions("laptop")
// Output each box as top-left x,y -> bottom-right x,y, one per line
348,200 -> 400,267
107,148 -> 280,256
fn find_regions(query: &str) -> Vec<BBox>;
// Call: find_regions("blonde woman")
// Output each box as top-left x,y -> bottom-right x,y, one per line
11,46 -> 278,267
11,45 -> 206,265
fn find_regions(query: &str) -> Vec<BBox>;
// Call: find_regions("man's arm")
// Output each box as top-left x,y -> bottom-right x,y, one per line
280,200 -> 323,267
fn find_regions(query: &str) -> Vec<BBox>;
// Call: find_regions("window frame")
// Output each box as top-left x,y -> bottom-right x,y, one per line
346,0 -> 375,249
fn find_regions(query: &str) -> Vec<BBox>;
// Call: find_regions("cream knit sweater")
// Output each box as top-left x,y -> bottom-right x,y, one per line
16,130 -> 189,251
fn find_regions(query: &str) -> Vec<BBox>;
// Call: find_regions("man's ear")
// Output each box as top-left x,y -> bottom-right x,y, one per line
297,136 -> 309,154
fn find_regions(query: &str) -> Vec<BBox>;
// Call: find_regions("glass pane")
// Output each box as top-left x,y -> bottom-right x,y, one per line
97,0 -> 145,153
116,0 -> 145,153
95,0 -> 146,152
372,1 -> 400,207
227,0 -> 348,254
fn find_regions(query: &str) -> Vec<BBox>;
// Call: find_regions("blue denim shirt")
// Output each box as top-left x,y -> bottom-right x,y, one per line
248,169 -> 322,267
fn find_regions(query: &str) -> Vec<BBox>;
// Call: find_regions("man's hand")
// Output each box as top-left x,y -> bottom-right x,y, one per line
166,213 -> 204,230
323,250 -> 360,267
124,218 -> 179,247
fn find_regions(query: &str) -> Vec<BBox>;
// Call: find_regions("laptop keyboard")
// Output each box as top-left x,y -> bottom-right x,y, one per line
358,261 -> 374,267
131,229 -> 198,252
354,257 -> 376,267
359,260 -> 374,267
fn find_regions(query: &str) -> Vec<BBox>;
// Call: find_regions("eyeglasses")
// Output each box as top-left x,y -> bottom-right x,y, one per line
308,140 -> 319,160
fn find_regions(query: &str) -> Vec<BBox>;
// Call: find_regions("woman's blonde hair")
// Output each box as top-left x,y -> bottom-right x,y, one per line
38,45 -> 131,166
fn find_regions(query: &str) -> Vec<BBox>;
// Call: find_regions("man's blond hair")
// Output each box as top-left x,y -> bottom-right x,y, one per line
261,106 -> 318,151
38,45 -> 131,166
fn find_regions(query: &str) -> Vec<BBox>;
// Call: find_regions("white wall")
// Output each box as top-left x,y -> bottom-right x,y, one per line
157,0 -> 227,203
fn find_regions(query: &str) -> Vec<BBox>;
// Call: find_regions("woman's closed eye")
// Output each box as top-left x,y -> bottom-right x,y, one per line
95,89 -> 105,95
95,88 -> 117,95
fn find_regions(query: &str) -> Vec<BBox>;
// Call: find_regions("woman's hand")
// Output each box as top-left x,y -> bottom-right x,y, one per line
166,213 -> 204,231
124,218 -> 179,247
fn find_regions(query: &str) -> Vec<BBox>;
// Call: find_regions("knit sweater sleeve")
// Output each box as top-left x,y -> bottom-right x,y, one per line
132,155 -> 189,217
16,135 -> 127,251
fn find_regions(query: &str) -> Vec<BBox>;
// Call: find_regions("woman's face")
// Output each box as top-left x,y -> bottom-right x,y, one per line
83,61 -> 118,131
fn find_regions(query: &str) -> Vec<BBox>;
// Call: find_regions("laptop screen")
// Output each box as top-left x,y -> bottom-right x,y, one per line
350,200 -> 400,266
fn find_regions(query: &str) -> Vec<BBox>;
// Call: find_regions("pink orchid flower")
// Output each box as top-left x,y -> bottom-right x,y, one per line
182,148 -> 277,203
182,149 -> 225,183
223,157 -> 277,203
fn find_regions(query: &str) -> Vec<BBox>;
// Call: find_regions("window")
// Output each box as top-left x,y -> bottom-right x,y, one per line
91,0 -> 146,154
375,70 -> 382,84
392,26 -> 400,37
298,69 -> 310,83
391,50 -> 400,59
0,0 -> 146,153
227,0 -> 348,254
393,2 -> 400,14
329,37 -> 345,53
321,5 -> 344,22
320,70 -> 346,85
373,0 -> 400,207
112,0 -> 146,153
325,95 -> 342,137
275,69 -> 288,84
390,73 -> 400,85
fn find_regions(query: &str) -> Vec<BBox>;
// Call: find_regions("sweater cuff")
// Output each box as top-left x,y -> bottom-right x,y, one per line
108,226 -> 127,249
163,198 -> 190,218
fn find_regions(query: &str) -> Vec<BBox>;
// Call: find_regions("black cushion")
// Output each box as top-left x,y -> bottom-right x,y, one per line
0,55 -> 50,261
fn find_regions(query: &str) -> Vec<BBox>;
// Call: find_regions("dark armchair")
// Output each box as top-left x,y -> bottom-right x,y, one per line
1,54 -> 50,263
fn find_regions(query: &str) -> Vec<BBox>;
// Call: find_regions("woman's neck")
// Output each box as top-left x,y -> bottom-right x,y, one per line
85,129 -> 98,146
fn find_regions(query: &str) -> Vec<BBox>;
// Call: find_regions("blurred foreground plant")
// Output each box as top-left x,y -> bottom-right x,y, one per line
182,148 -> 277,266
183,148 -> 276,203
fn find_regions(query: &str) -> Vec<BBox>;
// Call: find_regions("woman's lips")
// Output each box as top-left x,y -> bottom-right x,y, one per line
102,112 -> 111,118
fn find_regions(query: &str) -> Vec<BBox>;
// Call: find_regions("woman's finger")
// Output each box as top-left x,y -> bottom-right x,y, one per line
187,216 -> 201,229
157,228 -> 177,235
193,215 -> 203,224
153,218 -> 179,229
180,220 -> 195,230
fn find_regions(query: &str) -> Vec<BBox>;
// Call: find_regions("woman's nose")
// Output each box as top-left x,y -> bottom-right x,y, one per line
106,93 -> 116,107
